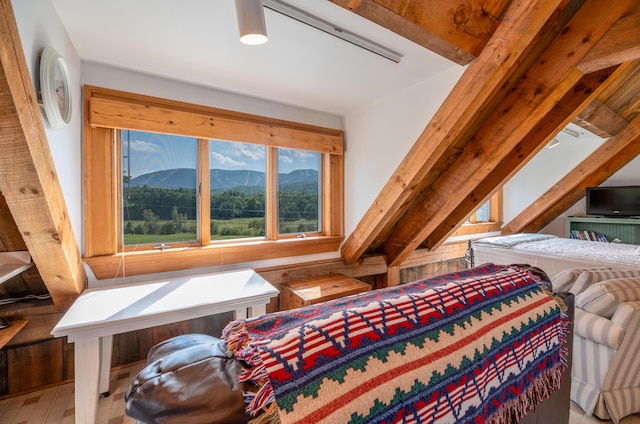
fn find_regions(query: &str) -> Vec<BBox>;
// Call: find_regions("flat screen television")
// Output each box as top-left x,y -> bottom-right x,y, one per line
586,186 -> 640,217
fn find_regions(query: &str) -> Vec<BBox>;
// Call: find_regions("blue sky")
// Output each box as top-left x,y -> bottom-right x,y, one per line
123,130 -> 319,177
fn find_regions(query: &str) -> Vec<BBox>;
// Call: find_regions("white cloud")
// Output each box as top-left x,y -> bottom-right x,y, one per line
279,155 -> 293,164
211,151 -> 247,167
234,144 -> 265,161
130,139 -> 161,152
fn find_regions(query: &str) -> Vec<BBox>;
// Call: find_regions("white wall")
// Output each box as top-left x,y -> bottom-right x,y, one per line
12,0 -> 83,245
343,67 -> 466,237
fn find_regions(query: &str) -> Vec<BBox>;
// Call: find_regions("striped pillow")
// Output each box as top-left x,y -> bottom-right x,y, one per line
576,277 -> 640,318
570,269 -> 640,295
551,268 -> 610,293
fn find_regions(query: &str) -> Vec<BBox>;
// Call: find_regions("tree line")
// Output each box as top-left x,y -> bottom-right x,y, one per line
123,185 -> 319,223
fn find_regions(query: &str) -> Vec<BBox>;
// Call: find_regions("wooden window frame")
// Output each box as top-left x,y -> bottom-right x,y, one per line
452,190 -> 503,236
83,86 -> 344,279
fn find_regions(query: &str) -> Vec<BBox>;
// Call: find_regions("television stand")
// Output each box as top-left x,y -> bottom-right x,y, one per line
566,216 -> 640,244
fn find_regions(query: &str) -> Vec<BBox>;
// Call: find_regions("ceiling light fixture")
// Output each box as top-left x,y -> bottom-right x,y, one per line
236,0 -> 268,45
561,127 -> 581,138
263,0 -> 402,63
547,138 -> 560,149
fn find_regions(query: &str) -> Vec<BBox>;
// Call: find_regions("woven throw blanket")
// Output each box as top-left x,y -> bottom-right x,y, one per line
223,264 -> 568,424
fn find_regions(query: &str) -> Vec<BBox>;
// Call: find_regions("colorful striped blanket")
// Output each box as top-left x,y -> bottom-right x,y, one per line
223,264 -> 568,424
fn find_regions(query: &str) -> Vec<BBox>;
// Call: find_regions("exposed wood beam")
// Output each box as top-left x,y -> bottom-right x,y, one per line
425,66 -> 621,246
571,99 -> 629,138
0,0 -> 85,309
379,0 -> 631,267
340,0 -> 570,265
0,192 -> 27,251
578,5 -> 640,73
327,0 -> 490,65
503,113 -> 640,234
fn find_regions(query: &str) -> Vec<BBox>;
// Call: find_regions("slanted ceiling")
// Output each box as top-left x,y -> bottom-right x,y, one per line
1,0 -> 640,308
334,0 -> 640,266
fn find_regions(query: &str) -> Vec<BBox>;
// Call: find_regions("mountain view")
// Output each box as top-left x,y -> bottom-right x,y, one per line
128,168 -> 318,192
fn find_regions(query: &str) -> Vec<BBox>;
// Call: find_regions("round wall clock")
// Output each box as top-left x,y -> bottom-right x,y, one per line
39,47 -> 72,129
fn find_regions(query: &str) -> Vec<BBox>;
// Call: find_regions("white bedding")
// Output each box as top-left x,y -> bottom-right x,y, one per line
473,234 -> 640,278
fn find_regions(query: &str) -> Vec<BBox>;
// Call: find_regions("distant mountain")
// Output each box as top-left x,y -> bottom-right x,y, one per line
128,168 -> 318,192
128,168 -> 196,189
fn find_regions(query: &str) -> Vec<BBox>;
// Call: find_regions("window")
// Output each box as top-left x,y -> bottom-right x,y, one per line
452,191 -> 503,237
277,148 -> 321,235
122,130 -> 198,246
209,140 -> 266,240
83,86 -> 344,279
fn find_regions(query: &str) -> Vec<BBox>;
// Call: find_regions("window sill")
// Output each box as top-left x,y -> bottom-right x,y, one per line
85,236 -> 343,280
452,222 -> 502,237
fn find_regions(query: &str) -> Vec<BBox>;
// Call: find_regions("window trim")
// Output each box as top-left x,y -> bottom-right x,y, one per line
83,86 -> 344,279
451,190 -> 503,236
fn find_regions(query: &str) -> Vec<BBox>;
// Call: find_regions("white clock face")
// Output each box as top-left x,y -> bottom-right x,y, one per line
54,65 -> 66,116
39,47 -> 72,129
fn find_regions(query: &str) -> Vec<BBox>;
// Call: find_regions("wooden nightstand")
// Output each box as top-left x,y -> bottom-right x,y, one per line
281,274 -> 371,310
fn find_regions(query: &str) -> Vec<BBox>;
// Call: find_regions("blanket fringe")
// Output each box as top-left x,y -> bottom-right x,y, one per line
223,320 -> 277,418
486,365 -> 565,424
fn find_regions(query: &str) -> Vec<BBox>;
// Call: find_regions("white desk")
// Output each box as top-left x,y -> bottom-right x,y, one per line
51,268 -> 278,424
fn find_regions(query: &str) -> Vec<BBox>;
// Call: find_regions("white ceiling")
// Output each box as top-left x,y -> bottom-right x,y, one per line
51,0 -> 461,116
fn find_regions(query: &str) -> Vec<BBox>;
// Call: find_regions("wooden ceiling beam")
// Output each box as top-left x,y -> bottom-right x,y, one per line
502,113 -> 640,234
424,66 -> 620,246
0,0 -> 85,309
379,0 -> 632,266
327,0 -> 497,65
578,5 -> 640,73
571,99 -> 629,138
0,192 -> 27,252
340,0 -> 568,265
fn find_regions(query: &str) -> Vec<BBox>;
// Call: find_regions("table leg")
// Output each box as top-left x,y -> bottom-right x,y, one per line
234,308 -> 247,319
248,304 -> 266,318
98,335 -> 113,396
73,338 -> 101,424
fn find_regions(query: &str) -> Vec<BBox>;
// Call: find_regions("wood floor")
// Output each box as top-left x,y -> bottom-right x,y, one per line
0,362 -> 638,424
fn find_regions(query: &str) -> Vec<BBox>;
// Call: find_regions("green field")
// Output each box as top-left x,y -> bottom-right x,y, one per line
123,217 -> 317,246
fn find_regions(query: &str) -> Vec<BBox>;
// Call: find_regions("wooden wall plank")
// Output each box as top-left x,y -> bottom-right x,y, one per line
111,328 -> 154,368
7,338 -> 63,393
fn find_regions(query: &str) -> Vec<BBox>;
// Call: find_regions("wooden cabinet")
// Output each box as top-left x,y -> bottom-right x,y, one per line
281,274 -> 371,310
566,216 -> 640,244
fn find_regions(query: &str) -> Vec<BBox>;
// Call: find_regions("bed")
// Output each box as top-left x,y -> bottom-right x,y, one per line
473,233 -> 640,279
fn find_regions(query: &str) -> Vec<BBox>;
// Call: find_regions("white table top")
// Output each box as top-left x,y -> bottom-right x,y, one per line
51,268 -> 278,342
